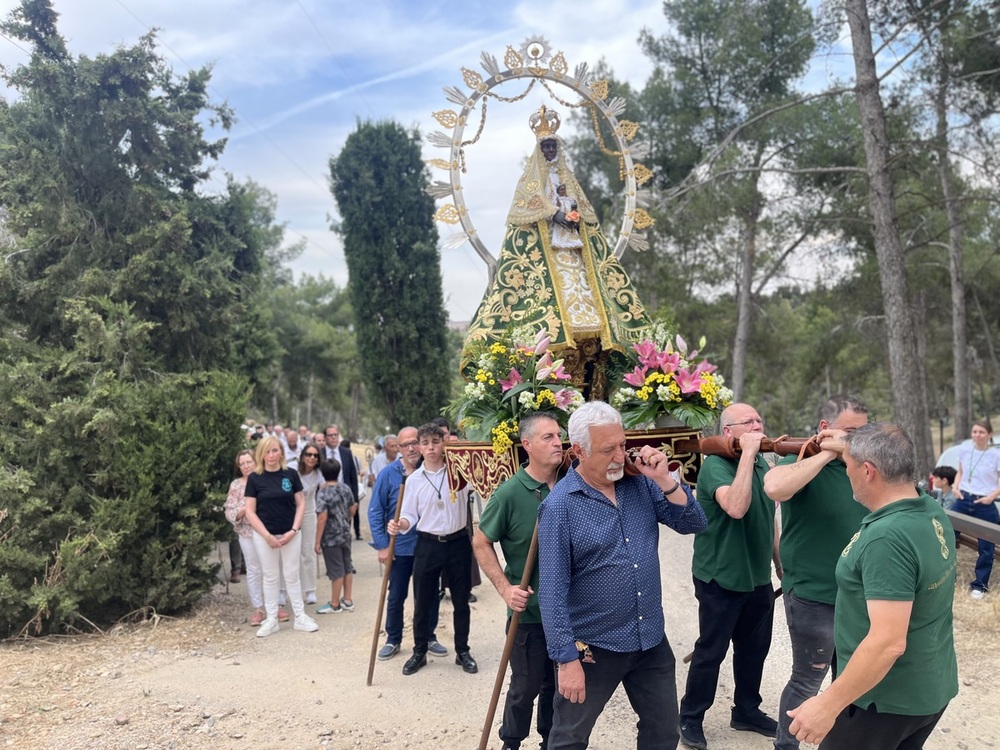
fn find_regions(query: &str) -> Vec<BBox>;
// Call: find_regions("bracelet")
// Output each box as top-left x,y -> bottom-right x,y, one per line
291,528 -> 299,534
662,481 -> 680,496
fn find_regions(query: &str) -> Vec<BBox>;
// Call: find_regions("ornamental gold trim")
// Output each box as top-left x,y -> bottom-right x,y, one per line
435,204 -> 462,224
633,163 -> 653,186
504,46 -> 524,70
550,51 -> 568,77
633,208 -> 654,230
619,120 -> 639,140
590,79 -> 609,101
462,67 -> 487,93
433,109 -> 459,129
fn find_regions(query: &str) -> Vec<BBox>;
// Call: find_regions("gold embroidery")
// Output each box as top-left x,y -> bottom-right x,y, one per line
841,530 -> 861,557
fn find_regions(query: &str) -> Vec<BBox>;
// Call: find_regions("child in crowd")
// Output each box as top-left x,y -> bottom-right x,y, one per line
315,458 -> 356,613
931,465 -> 958,509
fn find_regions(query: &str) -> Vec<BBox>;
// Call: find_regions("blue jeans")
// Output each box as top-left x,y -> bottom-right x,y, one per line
385,553 -> 439,645
549,636 -> 678,750
953,495 -> 1000,592
500,621 -> 555,749
775,591 -> 835,750
680,579 -> 774,724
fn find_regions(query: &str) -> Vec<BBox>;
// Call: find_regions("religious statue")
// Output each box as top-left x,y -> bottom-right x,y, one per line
462,105 -> 650,400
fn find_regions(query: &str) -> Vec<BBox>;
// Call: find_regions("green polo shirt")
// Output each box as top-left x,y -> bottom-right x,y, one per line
834,494 -> 958,715
478,466 -> 551,624
693,453 -> 775,592
778,456 -> 867,604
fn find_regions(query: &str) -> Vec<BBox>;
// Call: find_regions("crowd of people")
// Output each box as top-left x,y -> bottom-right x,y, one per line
221,398 -> 987,750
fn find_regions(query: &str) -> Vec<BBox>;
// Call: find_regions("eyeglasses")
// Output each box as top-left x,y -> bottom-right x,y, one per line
398,440 -> 419,449
727,417 -> 764,428
303,452 -> 320,458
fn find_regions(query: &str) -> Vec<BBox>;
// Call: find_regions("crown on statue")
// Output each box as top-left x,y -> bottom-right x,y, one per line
529,104 -> 561,140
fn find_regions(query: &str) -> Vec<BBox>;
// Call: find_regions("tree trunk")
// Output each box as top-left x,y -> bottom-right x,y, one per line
845,0 -> 933,470
934,61 -> 971,441
731,156 -> 764,402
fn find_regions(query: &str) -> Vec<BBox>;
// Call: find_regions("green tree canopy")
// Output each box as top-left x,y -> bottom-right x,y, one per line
329,120 -> 450,428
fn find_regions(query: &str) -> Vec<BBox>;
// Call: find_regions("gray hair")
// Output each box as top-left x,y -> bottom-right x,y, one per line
844,422 -> 916,484
819,394 -> 868,426
568,402 -> 622,455
384,433 -> 397,442
519,412 -> 560,442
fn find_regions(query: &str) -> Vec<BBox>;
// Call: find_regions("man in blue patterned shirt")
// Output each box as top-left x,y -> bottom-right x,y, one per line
538,402 -> 708,749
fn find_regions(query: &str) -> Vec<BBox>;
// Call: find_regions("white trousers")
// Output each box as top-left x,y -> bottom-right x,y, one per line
299,509 -> 318,594
252,531 -> 305,620
237,535 -> 264,609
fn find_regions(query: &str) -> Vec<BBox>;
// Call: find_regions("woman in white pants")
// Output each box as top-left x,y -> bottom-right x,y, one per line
244,436 -> 319,637
224,449 -> 265,625
297,444 -> 324,604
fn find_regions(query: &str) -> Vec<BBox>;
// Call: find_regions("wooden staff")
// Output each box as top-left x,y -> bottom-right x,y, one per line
367,475 -> 407,686
477,521 -> 540,750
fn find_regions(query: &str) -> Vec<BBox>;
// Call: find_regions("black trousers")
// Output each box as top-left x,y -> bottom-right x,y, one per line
820,703 -> 947,750
412,533 -> 472,654
549,636 -> 678,750
500,621 -> 555,748
679,578 -> 774,724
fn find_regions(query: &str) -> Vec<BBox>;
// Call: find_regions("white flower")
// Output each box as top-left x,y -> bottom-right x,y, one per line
655,384 -> 671,402
518,390 -> 537,409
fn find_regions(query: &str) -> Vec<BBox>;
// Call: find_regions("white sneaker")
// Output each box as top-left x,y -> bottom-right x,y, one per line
256,617 -> 280,638
294,614 -> 319,632
305,591 -> 317,605
971,589 -> 986,601
278,591 -> 287,606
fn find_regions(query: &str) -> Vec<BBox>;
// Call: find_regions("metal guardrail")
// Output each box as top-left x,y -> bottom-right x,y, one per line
945,508 -> 1000,560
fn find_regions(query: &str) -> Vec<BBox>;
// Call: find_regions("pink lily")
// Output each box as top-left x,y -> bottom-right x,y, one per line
675,334 -> 688,355
500,368 -> 522,392
633,339 -> 658,367
554,389 -> 577,409
534,328 -> 551,355
654,351 -> 681,374
546,361 -> 572,381
538,356 -> 569,381
674,368 -> 705,395
623,365 -> 649,387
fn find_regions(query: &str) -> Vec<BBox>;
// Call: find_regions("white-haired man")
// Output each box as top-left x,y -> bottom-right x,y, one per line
538,401 -> 708,749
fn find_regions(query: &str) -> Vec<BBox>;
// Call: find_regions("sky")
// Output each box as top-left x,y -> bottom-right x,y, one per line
0,0 -> 855,323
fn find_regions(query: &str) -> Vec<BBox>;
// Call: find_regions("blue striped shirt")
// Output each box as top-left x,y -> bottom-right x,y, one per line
538,467 -> 707,663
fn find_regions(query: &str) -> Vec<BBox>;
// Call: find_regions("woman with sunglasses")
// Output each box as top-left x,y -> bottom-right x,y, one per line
298,444 -> 325,605
225,449 -> 266,625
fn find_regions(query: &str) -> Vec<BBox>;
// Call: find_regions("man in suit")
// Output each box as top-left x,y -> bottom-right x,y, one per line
325,424 -> 361,539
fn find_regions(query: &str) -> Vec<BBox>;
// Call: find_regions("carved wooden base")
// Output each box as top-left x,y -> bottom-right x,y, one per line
445,426 -> 703,501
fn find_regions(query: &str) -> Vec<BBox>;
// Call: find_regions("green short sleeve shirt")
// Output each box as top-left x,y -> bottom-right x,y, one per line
478,467 -> 551,624
778,456 -> 867,604
692,454 -> 775,592
834,495 -> 959,715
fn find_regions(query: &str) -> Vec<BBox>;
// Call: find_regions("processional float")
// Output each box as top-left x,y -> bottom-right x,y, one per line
364,35 -> 816,750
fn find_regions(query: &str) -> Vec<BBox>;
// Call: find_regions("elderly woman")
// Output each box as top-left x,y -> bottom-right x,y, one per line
297,443 -> 325,605
243,436 -> 319,637
224,450 -> 265,625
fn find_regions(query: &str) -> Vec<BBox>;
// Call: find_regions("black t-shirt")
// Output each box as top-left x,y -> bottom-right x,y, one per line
245,469 -> 303,535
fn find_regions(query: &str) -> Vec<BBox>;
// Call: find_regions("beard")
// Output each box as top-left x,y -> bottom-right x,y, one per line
606,464 -> 624,482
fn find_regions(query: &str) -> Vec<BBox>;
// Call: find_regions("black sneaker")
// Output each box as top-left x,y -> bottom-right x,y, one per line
402,652 -> 427,675
730,708 -> 777,738
679,722 -> 708,750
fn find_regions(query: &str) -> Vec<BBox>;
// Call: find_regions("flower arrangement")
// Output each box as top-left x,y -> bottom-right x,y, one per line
610,322 -> 733,430
450,326 -> 585,453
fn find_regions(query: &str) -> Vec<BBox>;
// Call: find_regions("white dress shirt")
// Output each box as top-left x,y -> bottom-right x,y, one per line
400,464 -> 466,536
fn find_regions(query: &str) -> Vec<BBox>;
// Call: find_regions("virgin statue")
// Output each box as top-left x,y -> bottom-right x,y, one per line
462,105 -> 650,399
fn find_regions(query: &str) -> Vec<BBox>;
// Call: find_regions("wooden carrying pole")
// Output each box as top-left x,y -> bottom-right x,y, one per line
477,521 -> 540,750
367,475 -> 407,686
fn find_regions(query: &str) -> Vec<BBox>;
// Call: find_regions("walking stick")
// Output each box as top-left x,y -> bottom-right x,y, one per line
367,475 -> 407,686
477,520 -> 540,750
